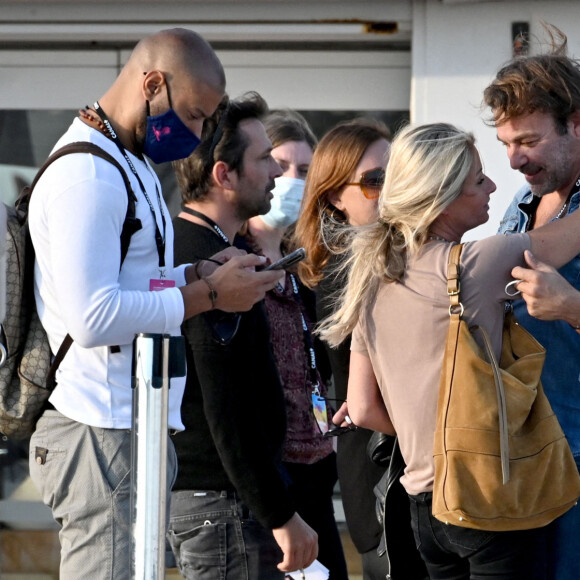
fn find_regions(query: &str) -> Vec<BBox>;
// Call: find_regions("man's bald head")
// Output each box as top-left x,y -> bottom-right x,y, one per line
97,28 -> 225,156
125,28 -> 225,93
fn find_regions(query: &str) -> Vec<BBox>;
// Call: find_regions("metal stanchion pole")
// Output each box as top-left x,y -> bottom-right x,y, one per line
130,333 -> 184,580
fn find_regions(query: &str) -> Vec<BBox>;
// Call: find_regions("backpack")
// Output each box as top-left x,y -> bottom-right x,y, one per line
0,141 -> 142,439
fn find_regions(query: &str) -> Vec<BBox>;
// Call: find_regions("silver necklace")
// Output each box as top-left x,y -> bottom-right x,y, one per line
527,191 -> 574,232
555,199 -> 569,220
427,234 -> 451,243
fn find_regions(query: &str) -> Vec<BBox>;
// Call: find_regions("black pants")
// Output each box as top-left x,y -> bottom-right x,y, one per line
408,492 -> 547,580
360,545 -> 389,580
284,453 -> 349,580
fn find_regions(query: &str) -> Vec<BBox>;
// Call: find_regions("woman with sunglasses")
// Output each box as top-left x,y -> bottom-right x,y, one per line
318,122 -> 580,579
243,109 -> 349,579
296,119 -> 427,580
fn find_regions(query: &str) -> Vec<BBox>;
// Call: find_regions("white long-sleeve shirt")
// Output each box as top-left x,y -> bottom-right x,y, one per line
29,119 -> 187,429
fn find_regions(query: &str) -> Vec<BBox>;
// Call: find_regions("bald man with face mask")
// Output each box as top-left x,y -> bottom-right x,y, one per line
27,28 -> 282,580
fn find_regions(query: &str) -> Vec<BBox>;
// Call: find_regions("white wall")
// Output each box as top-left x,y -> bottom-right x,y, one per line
412,0 -> 580,240
0,49 -> 411,112
218,51 -> 410,110
0,50 -> 120,109
0,1 -> 413,110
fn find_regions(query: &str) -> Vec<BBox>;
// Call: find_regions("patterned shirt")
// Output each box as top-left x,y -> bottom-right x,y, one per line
264,272 -> 334,464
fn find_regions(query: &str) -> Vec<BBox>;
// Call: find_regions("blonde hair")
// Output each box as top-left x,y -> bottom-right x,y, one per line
320,122 -> 475,347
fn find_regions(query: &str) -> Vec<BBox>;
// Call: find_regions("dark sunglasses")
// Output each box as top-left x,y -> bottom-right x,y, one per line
201,103 -> 229,173
345,167 -> 385,199
193,253 -> 242,346
205,310 -> 242,346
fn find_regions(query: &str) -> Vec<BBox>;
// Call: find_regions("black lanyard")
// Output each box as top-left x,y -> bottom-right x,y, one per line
288,273 -> 320,392
93,102 -> 168,271
181,206 -> 231,245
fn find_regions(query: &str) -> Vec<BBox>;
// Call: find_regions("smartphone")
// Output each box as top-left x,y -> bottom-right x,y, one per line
263,248 -> 306,271
322,424 -> 357,438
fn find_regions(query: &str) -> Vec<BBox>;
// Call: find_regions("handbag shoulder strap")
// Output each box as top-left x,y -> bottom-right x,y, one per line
446,243 -> 464,316
445,242 -> 510,483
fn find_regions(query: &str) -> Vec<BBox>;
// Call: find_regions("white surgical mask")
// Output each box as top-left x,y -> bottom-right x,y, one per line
261,177 -> 305,229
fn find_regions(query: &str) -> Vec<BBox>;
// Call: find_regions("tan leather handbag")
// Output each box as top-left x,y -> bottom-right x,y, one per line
432,243 -> 580,531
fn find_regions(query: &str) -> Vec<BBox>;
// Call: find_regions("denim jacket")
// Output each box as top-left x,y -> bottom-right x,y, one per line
498,184 -> 580,460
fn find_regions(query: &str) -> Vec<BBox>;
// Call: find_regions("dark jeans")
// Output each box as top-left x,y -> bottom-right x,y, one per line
168,490 -> 284,580
408,492 -> 547,580
360,545 -> 389,580
544,459 -> 580,580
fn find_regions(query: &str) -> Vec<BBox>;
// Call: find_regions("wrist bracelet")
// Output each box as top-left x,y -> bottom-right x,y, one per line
201,277 -> 218,310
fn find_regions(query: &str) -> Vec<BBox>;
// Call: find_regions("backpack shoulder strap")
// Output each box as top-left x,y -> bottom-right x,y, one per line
22,141 -> 144,388
18,141 -> 142,267
45,334 -> 74,391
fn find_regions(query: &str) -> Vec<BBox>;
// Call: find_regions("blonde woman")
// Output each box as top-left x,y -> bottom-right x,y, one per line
295,119 -> 416,580
320,122 -> 580,579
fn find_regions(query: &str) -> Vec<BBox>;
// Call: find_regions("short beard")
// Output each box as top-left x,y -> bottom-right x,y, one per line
528,138 -> 576,197
235,199 -> 272,222
530,181 -> 557,198
529,168 -> 572,198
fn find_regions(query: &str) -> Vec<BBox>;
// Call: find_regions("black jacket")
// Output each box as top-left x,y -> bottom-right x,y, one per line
316,261 -> 386,553
372,436 -> 428,580
171,219 -> 295,529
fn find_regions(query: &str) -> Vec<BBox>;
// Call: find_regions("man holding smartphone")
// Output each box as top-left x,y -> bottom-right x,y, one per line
168,92 -> 318,580
26,29 -> 283,580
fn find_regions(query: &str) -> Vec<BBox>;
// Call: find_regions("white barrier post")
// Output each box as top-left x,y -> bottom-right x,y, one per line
130,333 -> 185,579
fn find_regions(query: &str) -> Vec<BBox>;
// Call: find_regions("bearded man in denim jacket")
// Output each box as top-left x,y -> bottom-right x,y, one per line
484,27 -> 580,580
